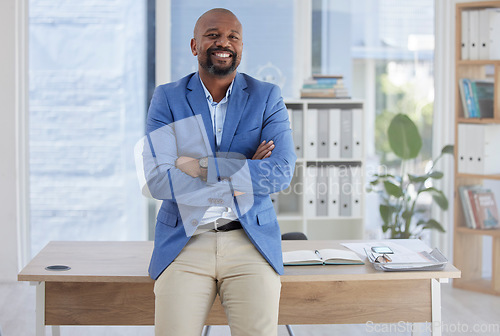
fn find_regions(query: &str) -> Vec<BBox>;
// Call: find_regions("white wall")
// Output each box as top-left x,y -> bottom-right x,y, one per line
0,0 -> 28,282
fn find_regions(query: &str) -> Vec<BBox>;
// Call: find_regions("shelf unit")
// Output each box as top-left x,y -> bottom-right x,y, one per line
453,1 -> 500,295
275,99 -> 365,240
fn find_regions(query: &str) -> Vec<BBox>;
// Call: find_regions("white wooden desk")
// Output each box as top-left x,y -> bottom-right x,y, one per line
18,239 -> 460,336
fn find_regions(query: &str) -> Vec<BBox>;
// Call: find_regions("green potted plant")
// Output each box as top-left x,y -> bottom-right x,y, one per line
367,113 -> 454,239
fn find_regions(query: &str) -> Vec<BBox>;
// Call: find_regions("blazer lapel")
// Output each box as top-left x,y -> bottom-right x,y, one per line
219,73 -> 249,153
186,73 -> 216,155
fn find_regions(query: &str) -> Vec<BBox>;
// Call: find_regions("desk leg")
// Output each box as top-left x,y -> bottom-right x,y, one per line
431,279 -> 442,336
33,282 -> 61,336
35,282 -> 46,336
51,326 -> 61,336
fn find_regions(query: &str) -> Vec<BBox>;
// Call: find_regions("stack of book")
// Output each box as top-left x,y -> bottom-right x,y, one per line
458,78 -> 494,118
459,185 -> 500,229
300,75 -> 349,99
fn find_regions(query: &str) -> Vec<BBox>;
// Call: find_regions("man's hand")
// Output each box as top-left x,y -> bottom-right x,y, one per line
175,156 -> 201,178
234,140 -> 275,197
252,140 -> 274,160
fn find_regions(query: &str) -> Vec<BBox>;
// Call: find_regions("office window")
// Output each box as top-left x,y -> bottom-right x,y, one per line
312,0 -> 435,236
29,0 -> 149,256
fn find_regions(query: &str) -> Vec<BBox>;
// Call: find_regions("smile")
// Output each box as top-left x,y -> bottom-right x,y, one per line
212,52 -> 232,58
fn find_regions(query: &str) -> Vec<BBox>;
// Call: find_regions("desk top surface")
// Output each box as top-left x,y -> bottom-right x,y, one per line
18,240 -> 460,283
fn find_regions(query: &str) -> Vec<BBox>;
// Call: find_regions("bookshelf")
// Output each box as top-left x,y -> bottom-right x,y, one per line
454,1 -> 500,295
275,99 -> 365,240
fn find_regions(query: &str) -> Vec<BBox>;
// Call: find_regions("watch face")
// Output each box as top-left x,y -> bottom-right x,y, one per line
199,157 -> 208,168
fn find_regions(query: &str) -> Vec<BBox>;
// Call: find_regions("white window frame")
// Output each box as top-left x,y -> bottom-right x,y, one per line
0,0 -> 30,280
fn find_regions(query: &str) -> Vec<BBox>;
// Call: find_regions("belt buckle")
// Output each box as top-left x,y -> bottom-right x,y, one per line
213,218 -> 221,232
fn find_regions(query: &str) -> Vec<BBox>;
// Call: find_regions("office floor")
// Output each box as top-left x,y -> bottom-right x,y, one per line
1,281 -> 500,336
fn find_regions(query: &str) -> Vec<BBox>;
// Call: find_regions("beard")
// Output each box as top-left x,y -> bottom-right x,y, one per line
201,47 -> 238,76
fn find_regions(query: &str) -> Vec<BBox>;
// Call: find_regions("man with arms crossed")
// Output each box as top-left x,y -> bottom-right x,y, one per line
144,8 -> 296,335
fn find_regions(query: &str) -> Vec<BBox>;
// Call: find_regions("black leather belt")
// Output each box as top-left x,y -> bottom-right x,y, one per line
213,220 -> 242,232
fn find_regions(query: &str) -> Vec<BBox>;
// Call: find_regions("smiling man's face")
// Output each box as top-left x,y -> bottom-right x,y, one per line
191,10 -> 243,77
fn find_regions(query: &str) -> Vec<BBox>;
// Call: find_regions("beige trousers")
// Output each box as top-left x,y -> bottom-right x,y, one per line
154,229 -> 281,336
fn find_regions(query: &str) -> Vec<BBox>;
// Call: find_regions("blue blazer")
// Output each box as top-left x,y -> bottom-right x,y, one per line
145,72 -> 296,280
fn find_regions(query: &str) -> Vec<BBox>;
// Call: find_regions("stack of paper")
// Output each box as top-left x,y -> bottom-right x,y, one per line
342,241 -> 448,272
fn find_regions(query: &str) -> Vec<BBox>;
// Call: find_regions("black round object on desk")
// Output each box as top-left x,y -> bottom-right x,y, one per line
45,265 -> 71,271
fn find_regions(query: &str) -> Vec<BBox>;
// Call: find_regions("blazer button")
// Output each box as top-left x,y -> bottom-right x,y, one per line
191,219 -> 198,226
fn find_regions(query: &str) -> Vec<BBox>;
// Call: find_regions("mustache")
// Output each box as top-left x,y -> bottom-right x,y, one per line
207,47 -> 236,57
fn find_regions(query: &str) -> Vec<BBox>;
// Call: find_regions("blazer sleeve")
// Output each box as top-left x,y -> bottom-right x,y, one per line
142,86 -> 234,207
214,84 -> 297,195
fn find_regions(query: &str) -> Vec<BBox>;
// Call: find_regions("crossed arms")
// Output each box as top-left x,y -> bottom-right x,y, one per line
142,84 -> 296,207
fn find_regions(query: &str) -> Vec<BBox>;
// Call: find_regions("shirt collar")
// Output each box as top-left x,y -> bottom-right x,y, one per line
199,74 -> 235,105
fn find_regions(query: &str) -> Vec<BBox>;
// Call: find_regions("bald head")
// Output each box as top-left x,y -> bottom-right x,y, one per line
194,8 -> 241,38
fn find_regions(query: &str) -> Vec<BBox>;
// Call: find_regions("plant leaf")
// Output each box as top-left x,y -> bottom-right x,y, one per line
408,173 -> 428,183
428,171 -> 444,179
423,219 -> 446,233
383,181 -> 403,198
387,114 -> 422,159
416,219 -> 426,226
420,187 -> 448,210
379,204 -> 391,224
402,210 -> 413,220
441,145 -> 454,155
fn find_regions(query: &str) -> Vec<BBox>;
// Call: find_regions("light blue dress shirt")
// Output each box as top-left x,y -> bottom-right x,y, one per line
197,76 -> 238,229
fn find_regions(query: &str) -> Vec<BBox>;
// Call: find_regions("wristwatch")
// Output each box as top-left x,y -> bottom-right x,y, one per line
199,157 -> 208,181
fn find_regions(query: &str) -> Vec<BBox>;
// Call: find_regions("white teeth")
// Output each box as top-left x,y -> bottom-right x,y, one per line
214,52 -> 230,58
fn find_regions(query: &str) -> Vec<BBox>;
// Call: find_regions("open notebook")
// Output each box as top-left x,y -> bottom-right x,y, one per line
283,248 -> 364,266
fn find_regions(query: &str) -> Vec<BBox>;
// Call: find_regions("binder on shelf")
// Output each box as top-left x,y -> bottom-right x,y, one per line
304,166 -> 317,218
328,166 -> 340,218
340,109 -> 353,159
352,108 -> 363,159
291,109 -> 303,158
475,124 -> 500,175
270,193 -> 279,215
461,10 -> 469,60
316,167 -> 328,216
459,124 -> 478,174
489,9 -> 500,59
479,9 -> 490,60
287,108 -> 293,130
350,166 -> 363,217
329,109 -> 341,159
305,109 -> 318,160
339,166 -> 351,217
469,124 -> 481,173
458,124 -> 500,175
317,109 -> 329,158
469,10 -> 480,60
457,124 -> 468,173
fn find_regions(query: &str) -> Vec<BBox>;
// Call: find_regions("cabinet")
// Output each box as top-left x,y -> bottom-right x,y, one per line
274,99 -> 365,240
454,2 -> 500,295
